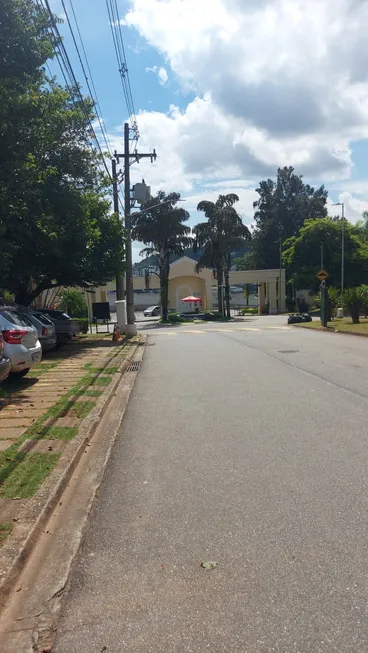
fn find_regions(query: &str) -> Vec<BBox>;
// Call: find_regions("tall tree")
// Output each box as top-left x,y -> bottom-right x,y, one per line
251,167 -> 328,269
132,192 -> 191,321
194,194 -> 251,316
283,217 -> 368,292
0,0 -> 124,304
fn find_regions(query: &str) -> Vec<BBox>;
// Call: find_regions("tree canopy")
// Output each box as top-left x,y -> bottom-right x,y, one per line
283,217 -> 368,292
0,0 -> 124,304
132,191 -> 191,321
251,166 -> 328,269
194,194 -> 251,316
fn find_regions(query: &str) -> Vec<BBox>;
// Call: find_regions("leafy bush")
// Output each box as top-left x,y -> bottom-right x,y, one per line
314,286 -> 341,320
342,286 -> 367,324
239,307 -> 258,315
202,311 -> 224,320
75,318 -> 89,334
165,313 -> 184,323
58,289 -> 88,317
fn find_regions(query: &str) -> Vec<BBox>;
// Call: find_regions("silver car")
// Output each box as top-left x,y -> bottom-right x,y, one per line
0,333 -> 11,383
0,308 -> 42,377
143,305 -> 161,317
22,311 -> 57,352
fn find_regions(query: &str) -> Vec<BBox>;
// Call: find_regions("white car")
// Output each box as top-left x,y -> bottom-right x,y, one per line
0,308 -> 42,377
143,305 -> 161,317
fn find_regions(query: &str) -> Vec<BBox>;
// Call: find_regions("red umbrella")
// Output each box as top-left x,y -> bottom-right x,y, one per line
181,295 -> 202,303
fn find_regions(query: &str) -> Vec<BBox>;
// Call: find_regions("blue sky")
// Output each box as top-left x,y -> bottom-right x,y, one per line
50,0 -> 368,260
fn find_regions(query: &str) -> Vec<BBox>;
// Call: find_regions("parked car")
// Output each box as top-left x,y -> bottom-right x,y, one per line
0,308 -> 42,377
32,308 -> 80,345
287,313 -> 312,324
143,305 -> 161,317
0,333 -> 11,383
21,311 -> 57,352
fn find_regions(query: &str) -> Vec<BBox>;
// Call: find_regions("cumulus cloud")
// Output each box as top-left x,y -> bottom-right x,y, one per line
145,65 -> 169,86
122,0 -> 368,187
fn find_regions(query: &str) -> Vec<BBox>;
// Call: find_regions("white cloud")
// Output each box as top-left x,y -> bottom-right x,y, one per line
327,193 -> 368,224
145,66 -> 168,86
123,0 -> 368,185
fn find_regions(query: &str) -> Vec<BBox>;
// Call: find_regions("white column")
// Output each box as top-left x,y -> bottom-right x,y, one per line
115,300 -> 127,333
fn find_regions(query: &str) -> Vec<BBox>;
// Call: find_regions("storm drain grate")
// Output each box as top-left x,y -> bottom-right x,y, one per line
127,360 -> 141,372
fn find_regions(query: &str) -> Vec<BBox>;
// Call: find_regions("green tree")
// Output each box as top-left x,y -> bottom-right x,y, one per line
283,218 -> 368,292
58,289 -> 87,317
132,192 -> 191,322
194,194 -> 251,317
0,0 -> 124,305
251,167 -> 328,269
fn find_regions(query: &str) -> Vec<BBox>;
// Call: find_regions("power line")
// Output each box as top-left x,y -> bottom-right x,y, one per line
39,0 -> 113,183
105,0 -> 138,144
65,0 -> 113,158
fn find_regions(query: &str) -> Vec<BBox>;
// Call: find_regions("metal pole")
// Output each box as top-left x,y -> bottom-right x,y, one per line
279,239 -> 282,313
124,122 -> 137,336
341,202 -> 345,295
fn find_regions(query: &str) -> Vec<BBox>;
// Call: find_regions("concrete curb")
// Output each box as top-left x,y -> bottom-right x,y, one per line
292,324 -> 368,338
0,337 -> 142,608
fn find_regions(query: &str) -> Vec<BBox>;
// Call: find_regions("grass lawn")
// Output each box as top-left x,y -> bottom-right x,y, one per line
0,452 -> 60,498
294,317 -> 368,335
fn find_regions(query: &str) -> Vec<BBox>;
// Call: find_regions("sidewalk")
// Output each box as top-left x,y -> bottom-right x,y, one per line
0,335 -> 136,546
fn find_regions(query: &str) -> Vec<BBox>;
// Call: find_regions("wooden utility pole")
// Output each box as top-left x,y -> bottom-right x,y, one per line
115,123 -> 157,335
112,157 -> 125,301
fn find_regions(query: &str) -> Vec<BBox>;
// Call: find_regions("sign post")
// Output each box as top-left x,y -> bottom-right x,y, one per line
317,270 -> 329,327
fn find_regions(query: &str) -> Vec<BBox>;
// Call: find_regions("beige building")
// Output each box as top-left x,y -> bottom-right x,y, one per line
86,256 -> 286,315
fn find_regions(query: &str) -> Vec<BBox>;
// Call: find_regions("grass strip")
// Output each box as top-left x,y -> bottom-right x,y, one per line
293,318 -> 368,335
0,335 -> 139,497
0,523 -> 12,547
33,426 -> 78,441
0,452 -> 60,498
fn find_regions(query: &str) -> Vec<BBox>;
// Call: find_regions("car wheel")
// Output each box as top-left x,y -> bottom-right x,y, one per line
8,368 -> 31,380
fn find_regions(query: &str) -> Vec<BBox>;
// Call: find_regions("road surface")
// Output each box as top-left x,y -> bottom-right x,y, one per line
55,317 -> 368,652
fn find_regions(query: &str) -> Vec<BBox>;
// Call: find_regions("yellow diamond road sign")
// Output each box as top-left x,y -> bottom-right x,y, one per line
317,269 -> 329,281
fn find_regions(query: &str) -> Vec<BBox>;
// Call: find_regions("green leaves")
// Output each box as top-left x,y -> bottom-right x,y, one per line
283,218 -> 368,292
251,166 -> 328,269
132,191 -> 191,321
0,0 -> 124,304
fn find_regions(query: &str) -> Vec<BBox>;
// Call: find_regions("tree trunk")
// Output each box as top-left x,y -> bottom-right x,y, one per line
216,266 -> 224,315
14,278 -> 57,306
351,306 -> 360,324
160,258 -> 170,321
224,261 -> 231,318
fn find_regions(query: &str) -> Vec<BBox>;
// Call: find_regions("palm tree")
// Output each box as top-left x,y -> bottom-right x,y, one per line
131,191 -> 191,321
194,194 -> 251,316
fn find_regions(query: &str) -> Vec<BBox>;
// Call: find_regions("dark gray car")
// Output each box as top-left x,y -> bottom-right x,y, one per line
32,309 -> 80,345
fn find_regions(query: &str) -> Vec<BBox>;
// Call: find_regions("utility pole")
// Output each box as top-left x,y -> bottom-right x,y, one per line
332,201 -> 345,295
112,157 -> 125,301
341,202 -> 345,295
115,122 -> 157,336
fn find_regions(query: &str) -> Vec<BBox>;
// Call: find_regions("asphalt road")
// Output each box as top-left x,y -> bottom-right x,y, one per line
55,318 -> 368,652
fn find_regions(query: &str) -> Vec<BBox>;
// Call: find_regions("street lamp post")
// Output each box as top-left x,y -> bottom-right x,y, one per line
333,201 -> 345,295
